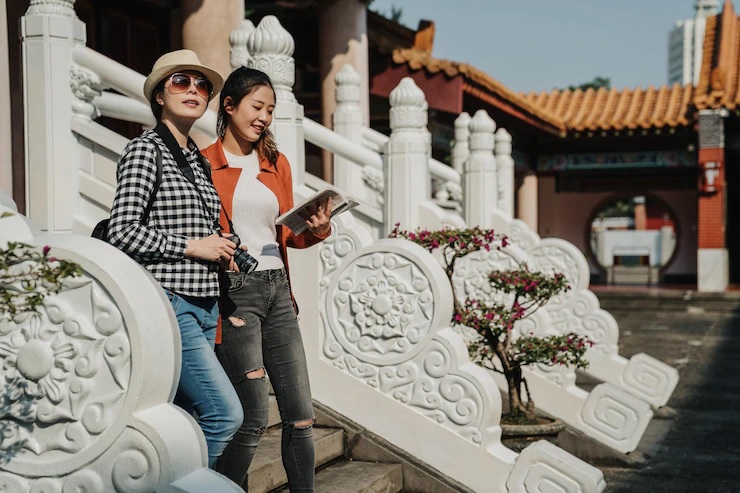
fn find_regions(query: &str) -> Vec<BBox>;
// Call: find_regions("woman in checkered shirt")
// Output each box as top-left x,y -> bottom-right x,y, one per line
107,50 -> 243,468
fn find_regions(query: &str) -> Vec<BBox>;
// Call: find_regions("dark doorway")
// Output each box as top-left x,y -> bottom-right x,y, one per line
725,116 -> 740,283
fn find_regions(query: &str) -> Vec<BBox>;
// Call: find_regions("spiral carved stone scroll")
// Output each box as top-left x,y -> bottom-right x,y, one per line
322,240 -> 499,443
0,231 -> 241,491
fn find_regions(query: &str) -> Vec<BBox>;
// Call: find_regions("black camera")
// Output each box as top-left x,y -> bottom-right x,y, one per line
230,234 -> 259,275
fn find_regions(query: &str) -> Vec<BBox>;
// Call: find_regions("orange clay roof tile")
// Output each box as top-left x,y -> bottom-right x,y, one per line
391,48 -> 566,134
393,43 -> 701,134
695,0 -> 740,110
521,84 -> 693,132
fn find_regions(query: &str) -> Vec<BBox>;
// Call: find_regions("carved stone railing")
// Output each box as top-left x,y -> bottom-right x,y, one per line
0,202 -> 241,491
498,215 -> 680,408
451,242 -> 654,453
287,212 -> 605,493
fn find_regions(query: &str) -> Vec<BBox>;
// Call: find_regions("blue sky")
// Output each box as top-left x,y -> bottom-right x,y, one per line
369,0 -> 727,93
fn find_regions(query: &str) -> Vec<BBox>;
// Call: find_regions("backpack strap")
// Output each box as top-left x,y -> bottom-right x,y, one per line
141,140 -> 163,225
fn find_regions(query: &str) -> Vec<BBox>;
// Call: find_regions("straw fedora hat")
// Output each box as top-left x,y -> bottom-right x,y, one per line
143,49 -> 223,102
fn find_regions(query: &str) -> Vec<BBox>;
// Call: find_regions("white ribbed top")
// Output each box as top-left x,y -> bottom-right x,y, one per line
225,149 -> 284,271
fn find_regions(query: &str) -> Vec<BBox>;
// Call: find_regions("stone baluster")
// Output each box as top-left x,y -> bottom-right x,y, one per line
21,0 -> 86,232
495,128 -> 514,218
464,110 -> 497,228
229,19 -> 255,72
385,77 -> 430,233
333,64 -> 368,200
452,111 -> 470,174
247,15 -> 305,189
70,62 -> 104,121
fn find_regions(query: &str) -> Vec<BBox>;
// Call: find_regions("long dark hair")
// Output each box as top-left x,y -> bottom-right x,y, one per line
217,66 -> 279,165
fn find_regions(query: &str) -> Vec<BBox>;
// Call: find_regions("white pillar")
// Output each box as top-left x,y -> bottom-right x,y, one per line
333,64 -> 366,198
385,77 -> 430,233
247,15 -> 305,190
495,128 -> 514,218
452,112 -> 470,174
21,0 -> 85,233
318,0 -> 369,181
464,110 -> 497,228
0,0 -> 12,194
181,0 -> 243,80
517,172 -> 539,232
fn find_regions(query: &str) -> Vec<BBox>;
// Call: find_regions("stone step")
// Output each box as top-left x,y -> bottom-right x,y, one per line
254,396 -> 404,493
247,426 -> 344,493
312,461 -> 403,493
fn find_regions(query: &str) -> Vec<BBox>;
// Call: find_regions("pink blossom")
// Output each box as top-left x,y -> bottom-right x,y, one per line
42,245 -> 51,255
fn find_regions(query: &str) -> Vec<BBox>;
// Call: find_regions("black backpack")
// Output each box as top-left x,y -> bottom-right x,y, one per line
92,144 -> 163,243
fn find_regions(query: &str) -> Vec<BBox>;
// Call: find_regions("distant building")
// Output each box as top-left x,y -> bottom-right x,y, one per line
668,0 -> 720,85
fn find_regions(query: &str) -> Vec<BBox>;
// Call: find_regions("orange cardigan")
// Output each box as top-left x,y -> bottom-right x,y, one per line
202,139 -> 330,342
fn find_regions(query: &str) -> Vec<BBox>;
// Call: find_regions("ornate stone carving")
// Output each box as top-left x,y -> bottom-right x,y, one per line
70,62 -> 104,120
452,112 -> 471,173
0,225 -> 241,491
468,109 -> 496,155
580,384 -> 652,452
361,166 -> 384,196
247,15 -> 296,102
507,441 -> 606,492
506,219 -> 539,254
622,353 -> 677,404
230,20 -> 255,72
319,220 -> 362,287
26,0 -> 75,16
327,251 -> 435,363
0,276 -> 130,471
335,64 -> 361,107
389,78 -> 428,132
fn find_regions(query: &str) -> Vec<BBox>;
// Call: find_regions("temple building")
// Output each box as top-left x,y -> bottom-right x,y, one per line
2,0 -> 739,291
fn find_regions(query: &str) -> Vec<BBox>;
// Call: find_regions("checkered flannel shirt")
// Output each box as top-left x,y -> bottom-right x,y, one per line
108,130 -> 222,298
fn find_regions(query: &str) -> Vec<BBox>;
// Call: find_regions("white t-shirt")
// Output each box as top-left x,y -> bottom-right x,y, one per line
224,149 -> 284,271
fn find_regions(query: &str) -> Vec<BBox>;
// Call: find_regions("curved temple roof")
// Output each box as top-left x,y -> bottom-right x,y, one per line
520,84 -> 694,133
388,0 -> 738,136
695,0 -> 740,110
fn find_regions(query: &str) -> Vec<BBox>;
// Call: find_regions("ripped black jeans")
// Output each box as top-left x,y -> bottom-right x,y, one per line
215,268 -> 315,492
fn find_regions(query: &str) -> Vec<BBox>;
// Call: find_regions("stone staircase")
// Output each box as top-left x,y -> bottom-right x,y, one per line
247,395 -> 403,493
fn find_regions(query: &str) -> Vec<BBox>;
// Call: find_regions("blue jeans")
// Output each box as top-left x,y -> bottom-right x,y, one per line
166,290 -> 244,468
215,268 -> 315,492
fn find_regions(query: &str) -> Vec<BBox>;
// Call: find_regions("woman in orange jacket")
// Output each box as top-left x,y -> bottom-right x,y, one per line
202,67 -> 330,492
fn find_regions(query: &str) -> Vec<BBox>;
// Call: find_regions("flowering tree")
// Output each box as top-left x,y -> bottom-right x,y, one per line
0,242 -> 80,321
390,225 -> 592,422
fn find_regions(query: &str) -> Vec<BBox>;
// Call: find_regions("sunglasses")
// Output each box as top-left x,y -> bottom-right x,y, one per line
167,73 -> 213,100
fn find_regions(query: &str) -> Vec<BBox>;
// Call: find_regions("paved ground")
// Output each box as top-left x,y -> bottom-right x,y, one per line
593,288 -> 740,492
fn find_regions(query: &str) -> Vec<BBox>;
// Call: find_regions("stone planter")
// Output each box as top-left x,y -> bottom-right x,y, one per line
500,417 -> 566,453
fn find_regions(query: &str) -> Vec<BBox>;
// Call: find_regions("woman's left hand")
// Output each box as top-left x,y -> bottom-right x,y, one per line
305,197 -> 332,236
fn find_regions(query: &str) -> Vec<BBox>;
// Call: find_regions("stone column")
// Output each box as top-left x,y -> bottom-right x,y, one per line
451,112 -> 471,174
333,64 -> 366,198
0,0 -> 12,194
517,171 -> 538,232
697,109 -> 728,292
463,110 -> 497,228
21,0 -> 86,232
385,77 -> 430,233
181,0 -> 243,106
318,0 -> 369,181
495,128 -> 514,218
